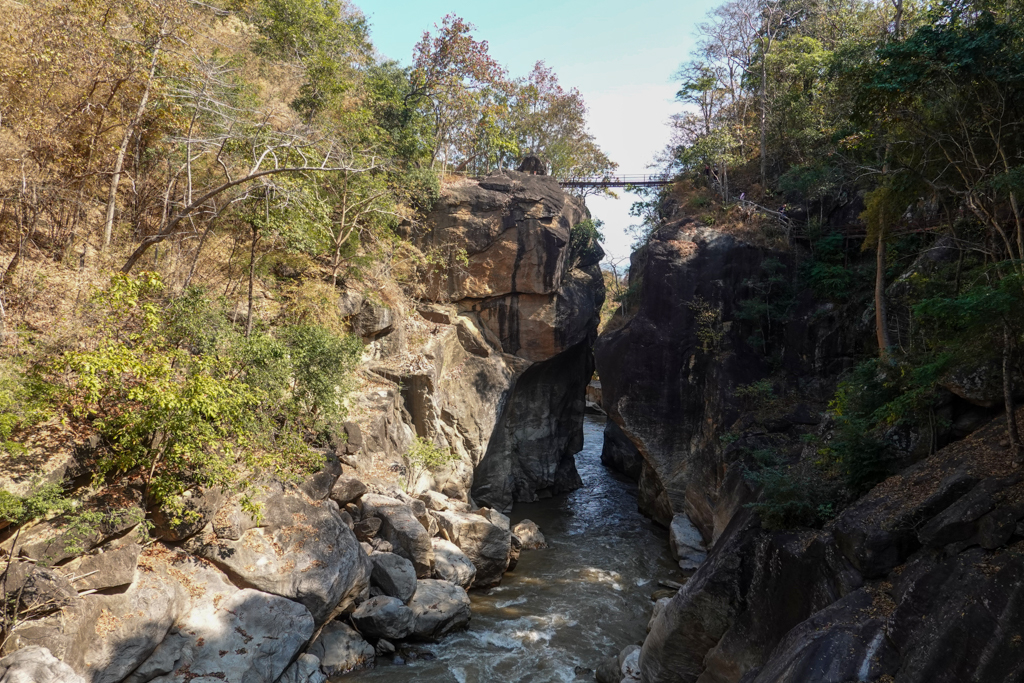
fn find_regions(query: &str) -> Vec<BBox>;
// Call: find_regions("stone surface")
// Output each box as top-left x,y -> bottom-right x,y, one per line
6,560 -> 189,683
430,537 -> 477,588
0,646 -> 85,683
307,621 -> 374,676
190,483 -> 370,624
600,419 -> 644,481
360,494 -> 434,577
151,488 -> 225,542
58,543 -> 141,592
669,514 -> 707,571
278,654 -> 328,683
350,596 -> 415,641
331,475 -> 368,506
354,517 -> 381,541
433,510 -> 512,587
370,552 -> 418,603
406,579 -> 472,641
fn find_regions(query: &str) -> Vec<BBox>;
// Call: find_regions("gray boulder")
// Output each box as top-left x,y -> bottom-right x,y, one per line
430,538 -> 477,588
434,510 -> 512,587
669,513 -> 707,571
406,580 -> 472,641
350,596 -> 415,641
361,494 -> 434,577
353,517 -> 381,541
0,646 -> 84,683
330,475 -> 367,506
278,654 -> 327,683
512,519 -> 546,549
191,483 -> 370,623
58,543 -> 140,592
6,563 -> 188,683
370,552 -> 417,603
307,621 -> 374,676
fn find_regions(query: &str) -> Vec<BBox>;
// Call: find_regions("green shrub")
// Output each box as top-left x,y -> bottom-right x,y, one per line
403,437 -> 458,491
735,379 -> 775,411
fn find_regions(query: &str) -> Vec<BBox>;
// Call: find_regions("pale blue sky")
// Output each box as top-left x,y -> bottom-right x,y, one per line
356,0 -> 719,260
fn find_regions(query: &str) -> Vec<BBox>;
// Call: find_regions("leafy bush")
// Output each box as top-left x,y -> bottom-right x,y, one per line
735,379 -> 775,411
51,272 -> 362,524
746,464 -> 838,530
403,437 -> 458,491
570,218 -> 604,260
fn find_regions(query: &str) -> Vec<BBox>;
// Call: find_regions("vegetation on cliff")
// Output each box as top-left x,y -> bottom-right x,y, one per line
0,0 -> 611,545
628,0 -> 1024,528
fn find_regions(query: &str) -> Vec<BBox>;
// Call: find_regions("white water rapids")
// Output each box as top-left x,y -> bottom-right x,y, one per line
340,415 -> 680,682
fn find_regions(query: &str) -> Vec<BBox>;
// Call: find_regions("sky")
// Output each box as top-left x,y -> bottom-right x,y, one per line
355,0 -> 720,262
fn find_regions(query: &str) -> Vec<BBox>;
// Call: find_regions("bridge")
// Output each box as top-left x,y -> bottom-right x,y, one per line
558,173 -> 675,188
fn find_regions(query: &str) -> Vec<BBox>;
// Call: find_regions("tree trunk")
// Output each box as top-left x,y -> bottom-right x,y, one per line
245,224 -> 258,339
760,61 -> 768,188
101,36 -> 163,250
875,227 -> 892,358
1004,322 -> 1021,461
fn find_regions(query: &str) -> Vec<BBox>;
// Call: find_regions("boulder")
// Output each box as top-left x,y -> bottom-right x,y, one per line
338,289 -> 364,318
360,494 -> 434,577
350,596 -> 415,641
0,646 -> 85,683
278,654 -> 327,683
370,552 -> 418,603
190,483 -> 370,624
119,554 -> 314,683
13,494 -> 144,566
299,452 -> 342,501
507,533 -> 522,572
353,301 -> 394,339
353,517 -> 381,541
151,488 -> 225,542
406,579 -> 472,641
669,514 -> 707,571
307,621 -> 374,676
434,510 -> 512,587
430,538 -> 477,589
6,561 -> 188,683
620,645 -> 641,682
58,542 -> 140,592
148,593 -> 312,683
330,475 -> 368,506
511,519 -> 547,549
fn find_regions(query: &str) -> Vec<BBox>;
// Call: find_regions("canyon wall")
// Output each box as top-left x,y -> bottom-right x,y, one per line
595,209 -> 1024,683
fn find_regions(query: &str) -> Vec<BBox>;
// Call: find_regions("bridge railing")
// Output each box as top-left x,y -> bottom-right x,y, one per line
559,174 -> 675,187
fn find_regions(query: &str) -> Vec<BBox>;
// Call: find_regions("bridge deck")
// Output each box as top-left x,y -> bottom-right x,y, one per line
559,174 -> 674,188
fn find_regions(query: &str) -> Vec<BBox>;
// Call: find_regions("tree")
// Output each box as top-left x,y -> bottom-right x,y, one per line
408,15 -> 507,172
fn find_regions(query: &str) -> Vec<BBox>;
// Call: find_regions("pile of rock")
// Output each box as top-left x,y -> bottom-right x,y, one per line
0,467 -> 546,683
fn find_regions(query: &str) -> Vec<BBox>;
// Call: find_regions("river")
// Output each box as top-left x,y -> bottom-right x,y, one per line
340,415 -> 679,683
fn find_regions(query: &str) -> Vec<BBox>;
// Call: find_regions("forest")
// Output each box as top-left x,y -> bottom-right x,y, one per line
0,0 -> 614,526
0,0 -> 1023,567
628,0 -> 1024,523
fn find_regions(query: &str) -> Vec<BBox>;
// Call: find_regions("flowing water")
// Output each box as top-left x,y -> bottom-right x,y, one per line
341,415 -> 679,683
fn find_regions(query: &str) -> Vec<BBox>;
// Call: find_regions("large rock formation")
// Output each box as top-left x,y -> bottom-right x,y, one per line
596,218 -> 856,533
386,170 -> 604,511
597,208 -> 1024,682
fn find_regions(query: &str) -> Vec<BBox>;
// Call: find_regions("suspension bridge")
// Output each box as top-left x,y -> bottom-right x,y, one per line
558,173 -> 675,188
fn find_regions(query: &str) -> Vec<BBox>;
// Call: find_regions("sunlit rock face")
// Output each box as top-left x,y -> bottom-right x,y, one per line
397,170 -> 605,511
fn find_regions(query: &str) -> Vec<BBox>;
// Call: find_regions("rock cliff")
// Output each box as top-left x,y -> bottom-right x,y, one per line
596,211 -> 1024,682
382,169 -> 605,511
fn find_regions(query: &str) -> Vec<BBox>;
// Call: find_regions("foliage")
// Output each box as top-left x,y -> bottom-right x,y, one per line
745,459 -> 839,530
0,483 -> 75,526
735,379 -> 775,412
569,218 -> 604,264
403,437 -> 459,492
736,258 -> 794,354
689,296 -> 725,354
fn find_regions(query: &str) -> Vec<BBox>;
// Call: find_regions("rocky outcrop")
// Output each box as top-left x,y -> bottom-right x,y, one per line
596,220 -> 856,534
186,482 -> 370,625
390,170 -> 604,511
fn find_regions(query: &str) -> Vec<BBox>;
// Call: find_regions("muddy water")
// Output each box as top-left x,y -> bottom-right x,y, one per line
341,415 -> 679,683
